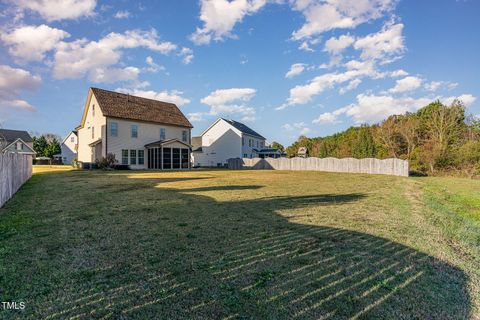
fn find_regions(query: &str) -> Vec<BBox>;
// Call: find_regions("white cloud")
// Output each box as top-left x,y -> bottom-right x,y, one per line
442,94 -> 476,107
285,63 -> 307,78
389,69 -> 408,77
1,24 -> 70,62
424,80 -> 458,92
291,0 -> 396,40
179,47 -> 194,64
313,111 -> 339,124
116,88 -> 191,106
114,10 -> 130,19
353,22 -> 405,63
52,29 -> 178,80
188,112 -> 205,122
339,78 -> 362,94
201,88 -> 257,118
424,81 -> 442,92
299,41 -> 315,52
144,56 -> 165,73
314,92 -> 477,124
0,65 -> 41,112
279,62 -> 379,109
190,0 -> 268,45
15,0 -> 97,21
89,67 -> 140,83
282,122 -> 311,134
323,34 -> 355,55
328,93 -> 432,123
389,76 -> 422,93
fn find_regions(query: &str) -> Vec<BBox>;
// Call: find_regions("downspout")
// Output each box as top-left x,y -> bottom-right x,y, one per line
105,118 -> 108,157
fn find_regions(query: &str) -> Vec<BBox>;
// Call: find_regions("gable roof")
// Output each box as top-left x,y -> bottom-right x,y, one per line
2,138 -> 35,154
86,87 -> 193,128
221,118 -> 265,139
144,138 -> 192,148
61,130 -> 77,145
0,129 -> 33,144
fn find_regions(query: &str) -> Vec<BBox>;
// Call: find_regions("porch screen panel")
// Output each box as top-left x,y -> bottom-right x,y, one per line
147,149 -> 152,169
172,148 -> 180,169
163,148 -> 171,169
181,149 -> 189,169
155,148 -> 160,169
157,148 -> 161,169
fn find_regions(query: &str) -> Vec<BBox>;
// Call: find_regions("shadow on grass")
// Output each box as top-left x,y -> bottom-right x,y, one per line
0,170 -> 472,319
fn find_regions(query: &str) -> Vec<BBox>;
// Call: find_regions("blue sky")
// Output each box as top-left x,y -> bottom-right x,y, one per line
0,0 -> 478,145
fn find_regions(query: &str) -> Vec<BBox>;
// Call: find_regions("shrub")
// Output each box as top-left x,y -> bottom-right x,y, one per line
96,153 -> 117,170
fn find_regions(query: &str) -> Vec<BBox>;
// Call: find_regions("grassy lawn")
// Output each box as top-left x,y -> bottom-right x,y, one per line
0,167 -> 479,319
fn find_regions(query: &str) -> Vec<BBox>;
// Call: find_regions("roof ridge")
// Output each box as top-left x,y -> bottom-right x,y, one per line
91,87 -> 177,106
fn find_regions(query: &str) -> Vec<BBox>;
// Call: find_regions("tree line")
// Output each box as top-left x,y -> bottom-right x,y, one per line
282,100 -> 480,176
32,134 -> 61,158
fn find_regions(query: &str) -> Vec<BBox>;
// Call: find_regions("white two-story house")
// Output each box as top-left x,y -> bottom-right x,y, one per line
192,118 -> 266,167
77,87 -> 193,169
59,131 -> 77,164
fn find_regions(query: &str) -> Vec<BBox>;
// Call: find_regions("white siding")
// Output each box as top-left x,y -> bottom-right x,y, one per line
61,132 -> 77,164
192,119 -> 244,167
241,133 -> 265,158
77,94 -> 106,163
107,118 -> 190,169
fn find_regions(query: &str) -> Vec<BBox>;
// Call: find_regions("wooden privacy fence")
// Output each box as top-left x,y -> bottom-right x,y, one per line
0,153 -> 33,207
227,157 -> 409,177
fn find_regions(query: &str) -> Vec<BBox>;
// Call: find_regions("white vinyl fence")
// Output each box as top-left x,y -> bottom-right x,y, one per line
228,157 -> 409,177
0,152 -> 33,207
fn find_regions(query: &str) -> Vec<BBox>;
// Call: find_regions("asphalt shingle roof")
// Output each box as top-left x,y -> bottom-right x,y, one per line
91,87 -> 193,128
0,129 -> 33,144
222,119 -> 265,139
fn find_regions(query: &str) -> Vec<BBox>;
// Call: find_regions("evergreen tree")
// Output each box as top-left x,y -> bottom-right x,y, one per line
33,135 -> 48,157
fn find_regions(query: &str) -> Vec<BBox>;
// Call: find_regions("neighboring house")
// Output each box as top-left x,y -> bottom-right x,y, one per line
59,131 -> 78,164
76,87 -> 193,169
0,129 -> 35,155
256,148 -> 286,159
297,147 -> 308,158
192,118 -> 267,167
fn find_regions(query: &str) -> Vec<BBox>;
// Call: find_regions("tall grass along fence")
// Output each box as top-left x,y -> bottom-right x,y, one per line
228,157 -> 409,177
0,153 -> 33,207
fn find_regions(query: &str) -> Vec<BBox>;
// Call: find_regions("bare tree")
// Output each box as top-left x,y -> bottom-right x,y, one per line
397,117 -> 420,160
424,100 -> 464,153
375,117 -> 401,158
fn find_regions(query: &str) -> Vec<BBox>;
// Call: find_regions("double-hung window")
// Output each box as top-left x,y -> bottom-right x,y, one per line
91,126 -> 94,139
182,130 -> 188,142
160,128 -> 166,140
110,122 -> 118,137
122,150 -> 128,164
138,150 -> 144,165
131,125 -> 138,138
130,150 -> 137,165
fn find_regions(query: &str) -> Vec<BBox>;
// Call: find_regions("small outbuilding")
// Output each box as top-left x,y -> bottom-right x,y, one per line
297,147 -> 308,158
